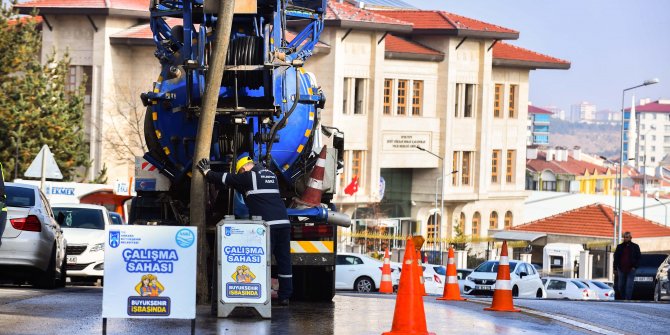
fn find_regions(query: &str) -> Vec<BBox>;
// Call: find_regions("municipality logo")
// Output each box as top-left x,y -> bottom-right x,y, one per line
109,231 -> 120,248
225,226 -> 232,236
176,229 -> 195,248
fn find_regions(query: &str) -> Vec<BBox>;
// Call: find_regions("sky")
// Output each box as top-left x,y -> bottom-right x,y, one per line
402,0 -> 670,113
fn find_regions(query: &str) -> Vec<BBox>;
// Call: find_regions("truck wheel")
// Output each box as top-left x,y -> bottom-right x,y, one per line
355,277 -> 374,293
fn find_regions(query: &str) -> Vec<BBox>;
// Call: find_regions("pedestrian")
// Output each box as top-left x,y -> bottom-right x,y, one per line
197,153 -> 292,306
613,231 -> 641,300
574,259 -> 579,278
0,162 -> 7,247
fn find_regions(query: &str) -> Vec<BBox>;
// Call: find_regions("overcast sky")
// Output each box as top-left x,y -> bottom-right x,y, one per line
402,0 -> 669,113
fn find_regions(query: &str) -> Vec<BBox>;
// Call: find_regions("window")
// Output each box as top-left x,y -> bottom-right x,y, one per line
461,151 -> 472,185
383,79 -> 392,115
458,213 -> 465,234
452,151 -> 459,186
412,80 -> 423,116
472,212 -> 481,237
68,65 -> 93,104
665,125 -> 670,132
354,78 -> 366,115
491,150 -> 501,183
352,150 -> 363,183
542,181 -> 556,191
504,211 -> 513,229
397,79 -> 408,115
664,136 -> 670,143
506,150 -> 515,183
464,84 -> 475,117
427,213 -> 438,245
494,84 -> 502,118
454,84 -> 461,117
508,84 -> 517,118
489,211 -> 498,229
547,280 -> 567,290
343,77 -> 351,114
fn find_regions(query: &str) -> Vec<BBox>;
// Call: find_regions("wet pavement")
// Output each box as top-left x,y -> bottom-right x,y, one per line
0,286 -> 594,335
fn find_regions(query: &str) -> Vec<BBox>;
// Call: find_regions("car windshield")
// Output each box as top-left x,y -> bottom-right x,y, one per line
474,261 -> 518,273
571,280 -> 587,289
110,214 -> 123,225
639,254 -> 668,267
54,207 -> 105,230
5,186 -> 36,207
590,281 -> 611,289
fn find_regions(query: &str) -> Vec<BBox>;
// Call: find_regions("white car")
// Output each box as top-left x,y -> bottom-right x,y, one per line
335,253 -> 399,292
0,183 -> 67,289
543,277 -> 598,300
580,279 -> 615,300
463,260 -> 546,298
52,204 -> 111,283
422,264 -> 446,295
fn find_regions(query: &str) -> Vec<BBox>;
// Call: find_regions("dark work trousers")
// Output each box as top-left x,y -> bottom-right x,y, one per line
0,210 -> 6,246
271,225 -> 292,300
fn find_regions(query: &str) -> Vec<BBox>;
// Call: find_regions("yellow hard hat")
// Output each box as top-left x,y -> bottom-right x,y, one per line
236,154 -> 253,173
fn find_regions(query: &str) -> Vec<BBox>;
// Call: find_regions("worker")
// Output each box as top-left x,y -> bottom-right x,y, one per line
197,154 -> 292,306
0,163 -> 6,247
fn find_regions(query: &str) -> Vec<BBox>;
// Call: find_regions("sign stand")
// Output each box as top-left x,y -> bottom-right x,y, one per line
217,216 -> 271,318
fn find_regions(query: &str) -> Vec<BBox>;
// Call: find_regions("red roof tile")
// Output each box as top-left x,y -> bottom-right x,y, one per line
512,203 -> 670,238
377,10 -> 517,37
15,0 -> 148,11
625,100 -> 670,113
527,151 -> 611,176
529,105 -> 553,115
493,42 -> 570,68
385,34 -> 442,56
326,0 -> 411,29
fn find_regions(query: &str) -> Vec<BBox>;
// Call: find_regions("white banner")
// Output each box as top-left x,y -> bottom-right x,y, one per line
219,223 -> 268,304
102,225 -> 197,319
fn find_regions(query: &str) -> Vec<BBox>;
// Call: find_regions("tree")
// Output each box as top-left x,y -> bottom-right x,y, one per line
0,2 -> 89,181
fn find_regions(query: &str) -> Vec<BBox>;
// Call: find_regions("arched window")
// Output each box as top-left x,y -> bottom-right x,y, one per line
504,211 -> 513,229
472,212 -> 481,237
427,213 -> 439,245
489,211 -> 498,229
458,212 -> 466,234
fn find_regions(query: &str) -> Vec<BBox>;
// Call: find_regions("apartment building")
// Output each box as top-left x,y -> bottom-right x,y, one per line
527,105 -> 552,145
624,100 -> 670,172
16,1 -> 570,246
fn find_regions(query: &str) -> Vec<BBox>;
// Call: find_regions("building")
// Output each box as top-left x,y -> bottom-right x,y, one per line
623,100 -> 670,171
595,109 -> 620,123
569,101 -> 596,123
527,105 -> 552,145
15,1 -> 570,255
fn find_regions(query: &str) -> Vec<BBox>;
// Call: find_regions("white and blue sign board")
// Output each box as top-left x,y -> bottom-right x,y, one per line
102,225 -> 197,319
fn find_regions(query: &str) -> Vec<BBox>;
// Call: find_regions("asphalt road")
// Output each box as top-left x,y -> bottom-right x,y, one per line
1,284 -> 669,335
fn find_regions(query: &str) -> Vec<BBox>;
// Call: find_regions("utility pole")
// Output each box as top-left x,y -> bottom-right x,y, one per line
190,0 -> 235,304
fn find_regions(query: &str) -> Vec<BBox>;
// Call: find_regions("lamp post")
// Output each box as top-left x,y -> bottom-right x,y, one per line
416,145 -> 457,265
618,78 -> 660,244
654,197 -> 667,227
641,125 -> 656,220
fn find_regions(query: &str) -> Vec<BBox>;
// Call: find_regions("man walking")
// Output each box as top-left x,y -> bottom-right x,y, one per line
0,163 -> 7,247
613,231 -> 641,300
197,154 -> 292,306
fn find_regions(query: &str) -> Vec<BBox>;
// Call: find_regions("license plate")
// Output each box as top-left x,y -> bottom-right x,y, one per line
67,256 -> 78,264
634,276 -> 653,282
475,285 -> 492,290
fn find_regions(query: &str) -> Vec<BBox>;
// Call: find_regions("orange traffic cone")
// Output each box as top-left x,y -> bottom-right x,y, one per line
416,250 -> 427,296
484,241 -> 520,312
293,146 -> 327,208
379,248 -> 394,294
437,245 -> 466,301
383,238 -> 435,335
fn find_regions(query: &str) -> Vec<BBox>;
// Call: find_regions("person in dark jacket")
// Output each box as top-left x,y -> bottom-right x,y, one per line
0,163 -> 7,247
613,231 -> 641,300
197,154 -> 292,306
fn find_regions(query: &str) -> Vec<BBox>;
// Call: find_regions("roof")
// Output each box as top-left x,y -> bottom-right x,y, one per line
15,0 -> 149,17
346,0 -> 415,9
513,203 -> 670,238
529,105 -> 553,115
325,0 -> 412,33
376,10 -> 518,39
625,100 -> 670,113
491,231 -> 546,242
384,34 -> 444,62
527,151 -> 611,176
492,42 -> 570,70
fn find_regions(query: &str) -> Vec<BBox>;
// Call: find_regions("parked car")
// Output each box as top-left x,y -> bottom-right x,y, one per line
0,183 -> 67,288
109,211 -> 124,225
463,260 -> 546,298
579,280 -> 615,300
618,253 -> 668,300
422,264 -> 446,295
543,277 -> 598,300
457,269 -> 473,294
654,254 -> 670,302
335,252 -> 399,293
52,204 -> 111,284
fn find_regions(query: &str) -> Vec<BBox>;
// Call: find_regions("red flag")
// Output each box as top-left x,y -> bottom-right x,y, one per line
344,175 -> 359,195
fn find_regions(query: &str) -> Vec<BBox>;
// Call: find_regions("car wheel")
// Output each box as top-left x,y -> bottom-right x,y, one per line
536,288 -> 543,298
354,277 -> 374,293
57,251 -> 67,288
36,245 -> 57,289
512,285 -> 519,297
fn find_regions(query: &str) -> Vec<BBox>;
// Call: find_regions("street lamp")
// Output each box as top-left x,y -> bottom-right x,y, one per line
416,145 -> 457,264
654,197 -> 668,227
641,125 -> 656,220
618,78 -> 660,244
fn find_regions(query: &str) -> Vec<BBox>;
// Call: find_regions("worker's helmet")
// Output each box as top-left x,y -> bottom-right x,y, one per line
235,153 -> 254,173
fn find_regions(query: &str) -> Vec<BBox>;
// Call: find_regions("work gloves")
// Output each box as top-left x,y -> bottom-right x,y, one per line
197,158 -> 210,176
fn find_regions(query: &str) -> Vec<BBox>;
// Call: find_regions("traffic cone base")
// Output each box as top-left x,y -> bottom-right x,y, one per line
484,241 -> 519,312
383,238 -> 435,335
483,289 -> 520,312
437,246 -> 466,301
379,248 -> 394,294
